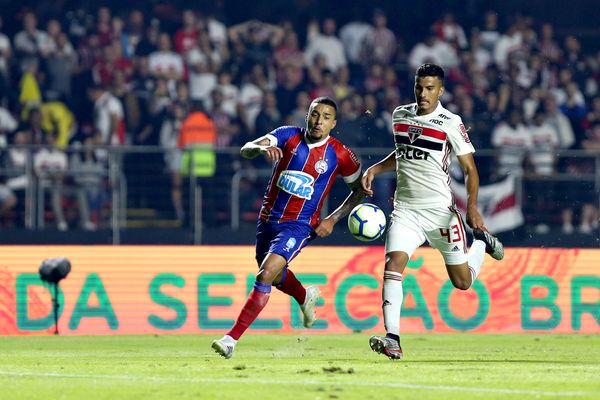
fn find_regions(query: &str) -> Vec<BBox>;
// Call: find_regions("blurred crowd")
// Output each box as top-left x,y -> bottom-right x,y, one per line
0,6 -> 598,233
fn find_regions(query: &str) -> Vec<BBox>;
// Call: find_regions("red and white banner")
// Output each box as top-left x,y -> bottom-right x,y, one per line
452,176 -> 523,233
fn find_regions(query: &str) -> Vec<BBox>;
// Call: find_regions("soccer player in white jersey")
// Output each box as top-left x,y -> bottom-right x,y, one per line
361,63 -> 504,360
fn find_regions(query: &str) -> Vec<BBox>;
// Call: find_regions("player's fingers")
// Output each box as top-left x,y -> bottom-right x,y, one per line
361,175 -> 372,190
266,148 -> 280,161
270,147 -> 283,161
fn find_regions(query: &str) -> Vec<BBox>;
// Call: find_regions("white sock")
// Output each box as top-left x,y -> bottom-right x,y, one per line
467,240 -> 486,286
382,271 -> 403,336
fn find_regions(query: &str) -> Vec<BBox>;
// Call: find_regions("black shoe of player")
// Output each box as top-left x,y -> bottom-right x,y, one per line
472,229 -> 504,260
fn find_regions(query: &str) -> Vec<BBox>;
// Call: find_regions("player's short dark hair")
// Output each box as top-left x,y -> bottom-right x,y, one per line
416,63 -> 445,84
311,96 -> 338,115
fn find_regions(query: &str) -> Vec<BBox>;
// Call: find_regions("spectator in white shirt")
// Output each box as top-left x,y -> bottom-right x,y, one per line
0,16 -> 12,97
14,12 -> 53,69
408,32 -> 458,71
87,85 -> 125,145
491,108 -> 531,177
149,33 -> 184,81
304,18 -> 347,73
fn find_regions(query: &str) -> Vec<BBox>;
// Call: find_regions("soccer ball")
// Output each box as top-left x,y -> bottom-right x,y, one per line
347,203 -> 387,242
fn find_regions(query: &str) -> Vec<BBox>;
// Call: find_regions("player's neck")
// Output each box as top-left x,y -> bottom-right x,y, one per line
416,105 -> 438,116
304,133 -> 330,145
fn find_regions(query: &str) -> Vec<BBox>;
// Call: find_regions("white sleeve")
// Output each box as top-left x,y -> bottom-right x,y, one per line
265,134 -> 277,147
342,167 -> 361,184
447,116 -> 475,155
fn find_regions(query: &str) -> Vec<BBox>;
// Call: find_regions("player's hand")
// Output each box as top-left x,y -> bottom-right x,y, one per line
261,146 -> 283,161
466,206 -> 485,231
361,169 -> 375,196
315,218 -> 335,237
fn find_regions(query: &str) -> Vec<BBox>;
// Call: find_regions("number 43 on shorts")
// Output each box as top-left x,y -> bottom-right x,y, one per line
439,225 -> 462,243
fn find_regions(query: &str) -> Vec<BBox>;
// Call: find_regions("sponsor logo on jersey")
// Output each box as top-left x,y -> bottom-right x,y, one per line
396,145 -> 430,160
438,113 -> 451,120
277,170 -> 315,200
429,119 -> 443,126
459,124 -> 471,143
451,245 -> 460,252
314,159 -> 328,174
407,126 -> 423,143
284,237 -> 297,252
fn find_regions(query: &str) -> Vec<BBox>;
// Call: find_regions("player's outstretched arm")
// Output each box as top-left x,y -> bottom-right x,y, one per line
315,178 -> 365,237
361,151 -> 396,196
240,136 -> 283,161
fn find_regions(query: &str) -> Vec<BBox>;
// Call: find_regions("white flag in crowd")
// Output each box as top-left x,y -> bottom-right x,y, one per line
452,176 -> 524,233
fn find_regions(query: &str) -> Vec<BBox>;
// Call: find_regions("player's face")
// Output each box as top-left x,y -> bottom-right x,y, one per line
306,103 -> 337,143
414,76 -> 444,115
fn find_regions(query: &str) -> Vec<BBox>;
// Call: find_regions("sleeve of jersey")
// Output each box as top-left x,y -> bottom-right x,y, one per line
448,116 -> 476,155
338,146 -> 362,183
265,125 -> 297,148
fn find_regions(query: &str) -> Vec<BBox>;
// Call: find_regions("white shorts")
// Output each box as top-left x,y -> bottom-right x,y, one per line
385,206 -> 468,265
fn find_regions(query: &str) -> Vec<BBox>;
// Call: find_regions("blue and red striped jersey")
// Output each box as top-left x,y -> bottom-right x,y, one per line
259,126 -> 361,228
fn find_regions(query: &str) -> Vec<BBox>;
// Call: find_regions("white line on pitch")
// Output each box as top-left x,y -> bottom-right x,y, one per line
0,370 -> 588,397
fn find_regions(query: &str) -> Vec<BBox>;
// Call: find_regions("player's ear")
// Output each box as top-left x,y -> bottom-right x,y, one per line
438,85 -> 445,98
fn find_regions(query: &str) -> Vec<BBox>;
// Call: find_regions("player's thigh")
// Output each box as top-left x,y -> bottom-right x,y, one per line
385,208 -> 426,268
424,207 -> 469,266
257,252 -> 288,283
255,220 -> 277,266
263,221 -> 315,264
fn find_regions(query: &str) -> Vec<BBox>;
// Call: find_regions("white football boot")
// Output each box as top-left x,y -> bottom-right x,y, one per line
300,286 -> 321,328
211,335 -> 237,359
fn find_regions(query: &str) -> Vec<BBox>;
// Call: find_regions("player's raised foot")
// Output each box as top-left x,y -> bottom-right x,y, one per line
472,228 -> 504,260
211,335 -> 237,359
301,286 -> 321,328
369,335 -> 403,360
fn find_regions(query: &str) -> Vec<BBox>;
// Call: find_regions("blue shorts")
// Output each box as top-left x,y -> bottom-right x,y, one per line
255,220 -> 316,266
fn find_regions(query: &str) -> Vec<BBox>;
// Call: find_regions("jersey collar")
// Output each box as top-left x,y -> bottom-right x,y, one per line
303,130 -> 331,149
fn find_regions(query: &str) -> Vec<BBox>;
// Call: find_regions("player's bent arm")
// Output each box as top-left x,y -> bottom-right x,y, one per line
365,151 -> 396,176
457,152 -> 485,230
240,136 -> 283,160
323,177 -> 365,224
361,151 -> 396,195
315,177 -> 365,237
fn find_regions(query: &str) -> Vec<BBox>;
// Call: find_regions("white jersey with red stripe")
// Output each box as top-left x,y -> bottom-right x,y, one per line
391,102 -> 474,209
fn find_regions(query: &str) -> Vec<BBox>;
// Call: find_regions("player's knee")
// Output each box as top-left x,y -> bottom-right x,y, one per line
385,253 -> 409,273
256,267 -> 278,284
451,279 -> 471,291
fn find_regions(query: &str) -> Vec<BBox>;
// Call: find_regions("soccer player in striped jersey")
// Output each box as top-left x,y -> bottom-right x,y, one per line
361,64 -> 505,360
212,96 -> 364,358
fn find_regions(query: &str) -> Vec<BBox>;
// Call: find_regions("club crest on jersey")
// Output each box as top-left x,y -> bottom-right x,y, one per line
407,126 -> 423,143
314,160 -> 328,174
277,170 -> 315,200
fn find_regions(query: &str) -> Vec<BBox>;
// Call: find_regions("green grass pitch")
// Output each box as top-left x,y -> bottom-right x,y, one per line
1,334 -> 599,400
